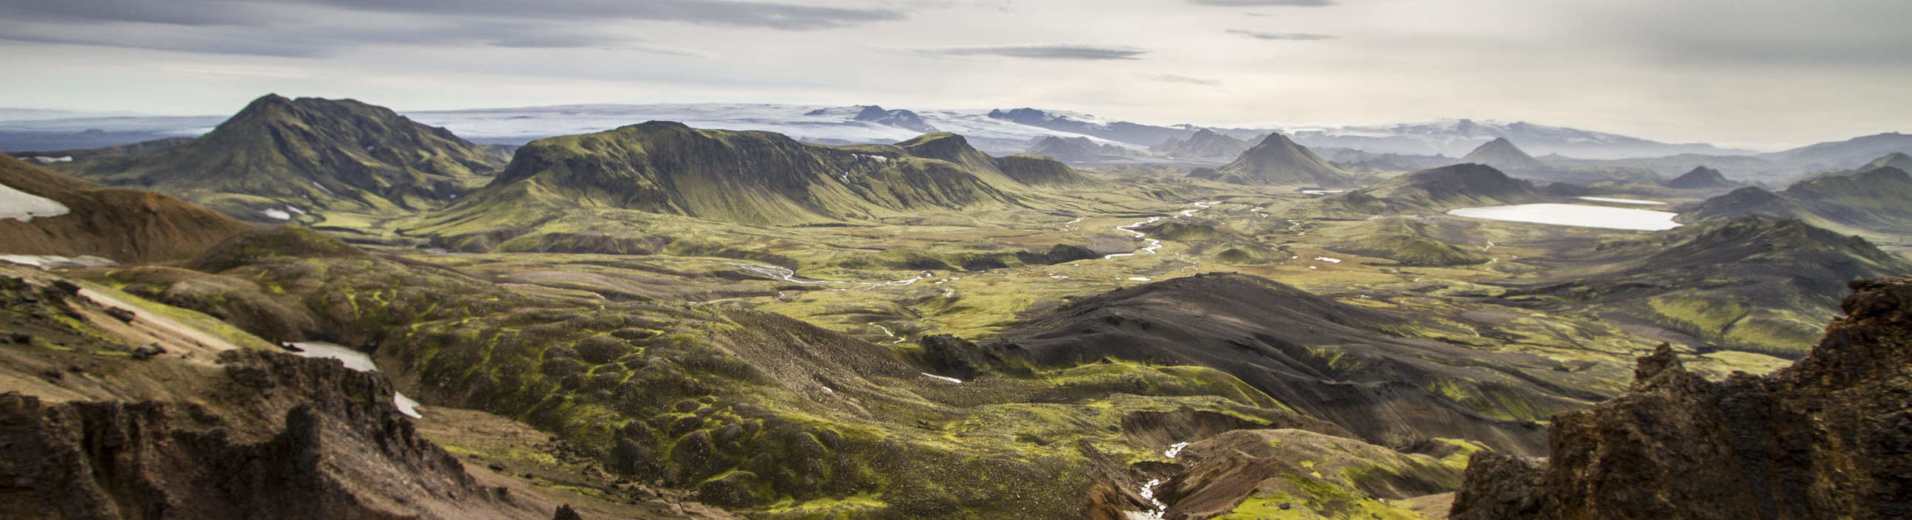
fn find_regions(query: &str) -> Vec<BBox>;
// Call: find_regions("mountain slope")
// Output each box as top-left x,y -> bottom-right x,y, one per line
1761,132 -> 1912,173
1452,277 -> 1912,520
1195,133 -> 1353,186
0,155 -> 251,264
1684,167 -> 1912,242
1860,152 -> 1912,173
994,273 -> 1604,456
1301,163 -> 1543,216
1515,216 -> 1912,357
1329,218 -> 1492,266
55,94 -> 508,219
1663,166 -> 1736,189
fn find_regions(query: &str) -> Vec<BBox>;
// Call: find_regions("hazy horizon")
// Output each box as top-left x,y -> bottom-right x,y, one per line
3,0 -> 1909,148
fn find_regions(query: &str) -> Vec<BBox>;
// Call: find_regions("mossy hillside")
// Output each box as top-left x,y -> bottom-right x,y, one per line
993,154 -> 1099,188
1295,164 -> 1542,218
457,123 -> 1027,228
144,230 -> 1321,518
1527,216 -> 1912,357
54,94 -> 506,218
1329,218 -> 1489,267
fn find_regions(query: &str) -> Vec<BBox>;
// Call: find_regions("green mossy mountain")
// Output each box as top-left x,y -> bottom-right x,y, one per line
1303,163 -> 1542,217
55,94 -> 508,219
1330,218 -> 1492,266
1194,133 -> 1353,187
1684,167 -> 1912,237
411,125 -> 1093,247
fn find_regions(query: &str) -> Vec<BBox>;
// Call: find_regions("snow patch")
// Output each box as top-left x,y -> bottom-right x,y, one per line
920,373 -> 963,384
0,180 -> 70,222
0,255 -> 117,270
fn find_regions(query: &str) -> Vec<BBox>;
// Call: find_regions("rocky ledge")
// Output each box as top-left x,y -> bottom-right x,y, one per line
1451,277 -> 1912,520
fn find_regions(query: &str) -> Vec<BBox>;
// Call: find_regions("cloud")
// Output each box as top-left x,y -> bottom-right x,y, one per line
0,0 -> 906,31
918,44 -> 1146,60
1190,0 -> 1336,6
291,0 -> 906,30
1146,73 -> 1220,85
0,18 -> 646,58
1227,30 -> 1335,41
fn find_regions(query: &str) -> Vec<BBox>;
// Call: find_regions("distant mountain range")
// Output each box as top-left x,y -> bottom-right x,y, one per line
1274,119 -> 1751,159
6,104 -> 1907,180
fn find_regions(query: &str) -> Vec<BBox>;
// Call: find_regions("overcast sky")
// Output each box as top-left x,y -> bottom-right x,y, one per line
1,0 -> 1907,147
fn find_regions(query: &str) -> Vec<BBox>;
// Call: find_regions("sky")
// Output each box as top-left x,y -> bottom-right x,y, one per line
0,0 -> 1907,147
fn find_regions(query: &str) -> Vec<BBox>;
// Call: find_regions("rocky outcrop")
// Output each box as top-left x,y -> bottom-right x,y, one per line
0,350 -> 543,520
1451,277 -> 1912,520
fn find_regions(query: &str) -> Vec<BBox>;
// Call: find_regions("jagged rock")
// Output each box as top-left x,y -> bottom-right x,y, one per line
1451,277 -> 1912,520
0,350 -> 541,520
104,307 -> 136,323
553,504 -> 583,520
129,343 -> 166,360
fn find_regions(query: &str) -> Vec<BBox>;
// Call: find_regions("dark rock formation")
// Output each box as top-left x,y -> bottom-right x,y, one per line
0,350 -> 540,520
1452,277 -> 1912,520
1665,166 -> 1736,189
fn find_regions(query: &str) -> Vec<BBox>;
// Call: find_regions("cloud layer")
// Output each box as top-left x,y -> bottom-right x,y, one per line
918,45 -> 1147,61
1,0 -> 1908,145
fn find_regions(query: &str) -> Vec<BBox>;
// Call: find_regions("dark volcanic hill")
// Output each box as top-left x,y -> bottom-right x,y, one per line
1683,167 -> 1912,239
1024,135 -> 1136,163
1516,215 -> 1912,357
1451,277 -> 1912,520
55,94 -> 508,219
1459,138 -> 1548,173
1193,133 -> 1353,187
840,105 -> 937,133
421,124 -> 1084,237
1152,129 -> 1251,161
0,155 -> 251,264
993,273 -> 1613,456
1304,163 -> 1542,216
1663,165 -> 1736,189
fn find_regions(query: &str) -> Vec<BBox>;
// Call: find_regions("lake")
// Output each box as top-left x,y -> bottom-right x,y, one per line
1448,203 -> 1681,231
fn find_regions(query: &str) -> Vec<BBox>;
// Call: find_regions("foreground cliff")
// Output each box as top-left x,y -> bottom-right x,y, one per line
1451,277 -> 1912,520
